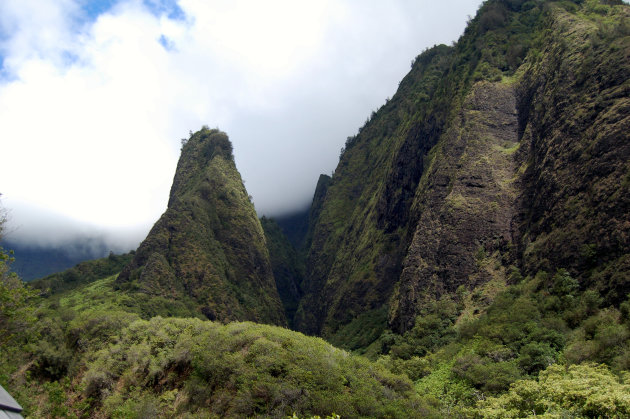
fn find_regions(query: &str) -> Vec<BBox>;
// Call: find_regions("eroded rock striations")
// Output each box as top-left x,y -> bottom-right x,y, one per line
390,82 -> 520,332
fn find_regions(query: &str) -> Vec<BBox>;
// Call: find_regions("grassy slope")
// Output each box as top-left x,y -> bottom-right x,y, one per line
31,252 -> 134,296
2,275 -> 437,419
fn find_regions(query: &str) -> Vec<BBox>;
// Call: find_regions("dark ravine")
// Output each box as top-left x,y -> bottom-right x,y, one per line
261,216 -> 304,326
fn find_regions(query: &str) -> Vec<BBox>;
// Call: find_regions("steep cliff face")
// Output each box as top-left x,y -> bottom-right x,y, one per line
297,0 -> 630,340
389,81 -> 520,332
294,44 -> 460,336
515,5 -> 630,304
116,128 -> 286,326
295,0 -> 536,338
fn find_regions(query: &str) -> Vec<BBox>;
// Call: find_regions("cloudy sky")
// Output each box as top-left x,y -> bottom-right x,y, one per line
0,0 -> 483,252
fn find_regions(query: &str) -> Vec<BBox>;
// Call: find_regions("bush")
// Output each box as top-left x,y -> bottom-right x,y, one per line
474,363 -> 630,418
518,342 -> 557,375
452,353 -> 521,394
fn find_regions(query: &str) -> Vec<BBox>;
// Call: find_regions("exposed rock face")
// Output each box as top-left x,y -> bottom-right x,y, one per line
297,1 -> 630,340
116,128 -> 286,326
515,7 -> 630,303
294,44 -> 457,337
389,82 -> 520,332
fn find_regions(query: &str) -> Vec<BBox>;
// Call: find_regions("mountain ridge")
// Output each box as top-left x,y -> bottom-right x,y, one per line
2,1 -> 630,417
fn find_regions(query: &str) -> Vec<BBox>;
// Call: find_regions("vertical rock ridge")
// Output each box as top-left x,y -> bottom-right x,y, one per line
390,81 -> 520,333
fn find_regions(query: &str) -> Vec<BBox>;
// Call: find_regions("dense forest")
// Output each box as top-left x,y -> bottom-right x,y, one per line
1,0 -> 630,417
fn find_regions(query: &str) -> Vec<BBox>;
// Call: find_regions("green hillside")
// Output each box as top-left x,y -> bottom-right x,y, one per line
1,274 -> 435,418
32,252 -> 134,296
1,0 -> 629,417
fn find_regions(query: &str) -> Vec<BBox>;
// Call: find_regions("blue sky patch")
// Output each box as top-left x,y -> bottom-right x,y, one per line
81,0 -> 120,21
143,0 -> 186,21
0,55 -> 5,79
60,51 -> 80,67
158,34 -> 176,51
80,0 -> 186,23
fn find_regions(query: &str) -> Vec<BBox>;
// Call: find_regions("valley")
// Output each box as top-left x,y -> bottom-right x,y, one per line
1,0 -> 629,417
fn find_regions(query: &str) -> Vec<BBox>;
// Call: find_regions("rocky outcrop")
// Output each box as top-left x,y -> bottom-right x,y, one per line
116,128 -> 286,326
389,82 -> 520,332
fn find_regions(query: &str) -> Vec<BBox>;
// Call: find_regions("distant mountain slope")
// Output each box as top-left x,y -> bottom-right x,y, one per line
115,128 -> 286,326
1,240 -> 110,281
30,251 -> 134,295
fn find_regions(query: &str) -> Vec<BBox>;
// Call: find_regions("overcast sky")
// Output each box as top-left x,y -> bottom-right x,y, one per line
0,0 -> 484,252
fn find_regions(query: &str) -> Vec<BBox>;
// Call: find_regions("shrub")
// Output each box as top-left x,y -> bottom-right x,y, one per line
474,363 -> 630,418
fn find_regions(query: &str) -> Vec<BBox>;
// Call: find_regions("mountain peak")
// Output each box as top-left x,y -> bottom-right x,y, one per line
116,128 -> 286,326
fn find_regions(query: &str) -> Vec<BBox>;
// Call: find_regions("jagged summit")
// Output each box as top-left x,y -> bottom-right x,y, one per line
116,127 -> 286,326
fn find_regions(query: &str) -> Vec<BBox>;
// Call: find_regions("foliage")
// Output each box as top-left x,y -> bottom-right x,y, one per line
0,249 -> 38,347
374,269 -> 630,416
473,363 -> 630,418
328,307 -> 389,356
0,201 -> 38,347
31,251 -> 134,296
386,299 -> 459,360
5,310 -> 439,418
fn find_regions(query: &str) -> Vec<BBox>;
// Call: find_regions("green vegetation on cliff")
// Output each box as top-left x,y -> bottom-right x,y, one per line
1,0 -> 629,418
297,0 -> 630,350
294,0 -> 552,338
116,128 -> 286,326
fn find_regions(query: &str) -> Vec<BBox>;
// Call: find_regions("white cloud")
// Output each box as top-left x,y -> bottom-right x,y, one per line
0,0 -> 483,248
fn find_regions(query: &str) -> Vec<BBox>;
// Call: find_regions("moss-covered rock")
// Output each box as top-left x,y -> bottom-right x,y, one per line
116,128 -> 286,326
298,0 -> 630,342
